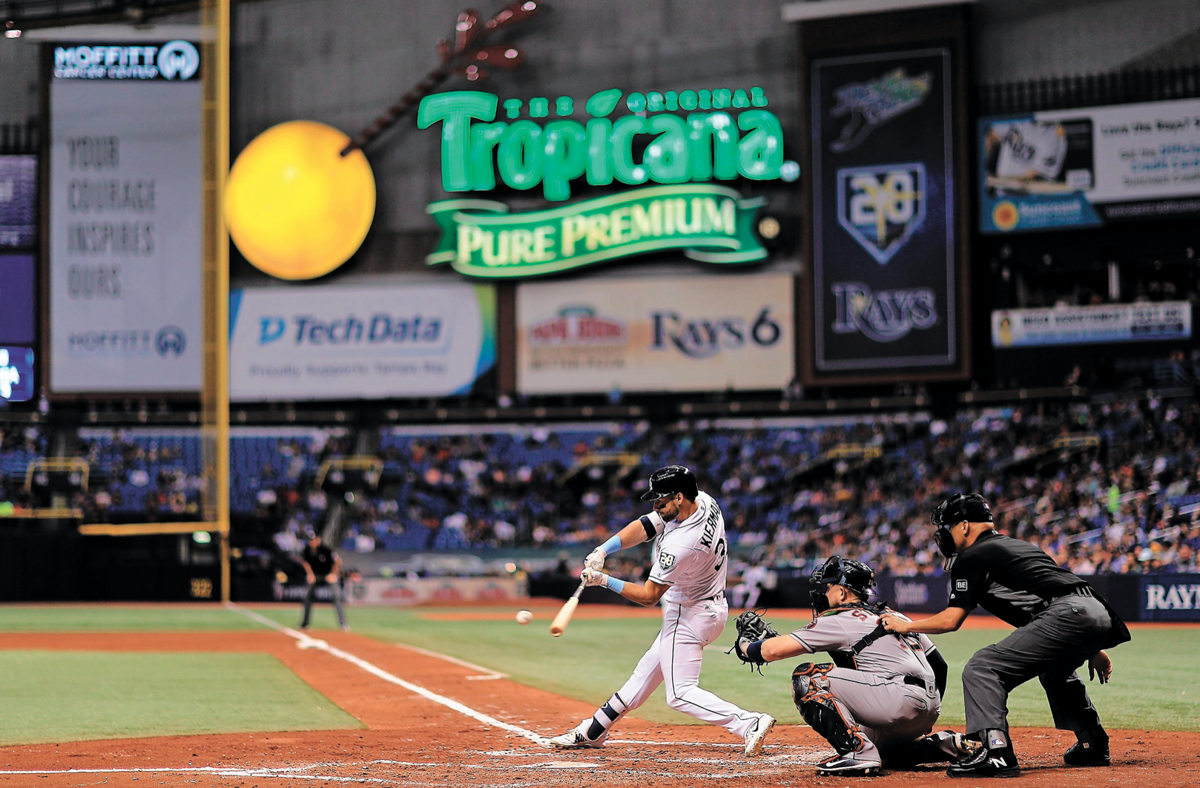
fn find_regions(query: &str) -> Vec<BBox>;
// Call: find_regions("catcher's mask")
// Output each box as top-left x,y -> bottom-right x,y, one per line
808,555 -> 875,617
931,493 -> 993,563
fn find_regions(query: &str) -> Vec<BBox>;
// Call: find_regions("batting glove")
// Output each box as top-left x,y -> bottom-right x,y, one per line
581,568 -> 610,588
584,547 -> 607,572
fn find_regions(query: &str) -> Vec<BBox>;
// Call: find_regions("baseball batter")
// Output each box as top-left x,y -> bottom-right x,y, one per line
548,465 -> 775,755
733,556 -> 968,775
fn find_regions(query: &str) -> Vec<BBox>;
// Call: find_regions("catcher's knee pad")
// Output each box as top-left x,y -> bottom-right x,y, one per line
790,662 -> 834,707
796,683 -> 867,755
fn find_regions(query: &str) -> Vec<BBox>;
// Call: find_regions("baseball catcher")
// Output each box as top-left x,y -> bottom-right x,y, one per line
732,556 -> 974,775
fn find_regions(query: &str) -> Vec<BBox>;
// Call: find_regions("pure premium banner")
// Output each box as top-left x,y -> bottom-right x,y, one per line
426,184 -> 767,278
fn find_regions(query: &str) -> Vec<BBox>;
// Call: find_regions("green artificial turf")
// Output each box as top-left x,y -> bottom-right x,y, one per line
250,606 -> 1200,732
0,651 -> 363,746
0,606 -> 261,632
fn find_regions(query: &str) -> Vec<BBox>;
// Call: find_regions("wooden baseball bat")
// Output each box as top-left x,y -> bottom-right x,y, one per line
550,578 -> 587,637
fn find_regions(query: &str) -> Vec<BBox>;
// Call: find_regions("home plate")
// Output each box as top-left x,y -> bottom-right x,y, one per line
523,762 -> 600,769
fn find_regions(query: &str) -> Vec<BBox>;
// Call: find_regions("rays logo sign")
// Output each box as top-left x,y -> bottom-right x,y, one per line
837,163 -> 925,265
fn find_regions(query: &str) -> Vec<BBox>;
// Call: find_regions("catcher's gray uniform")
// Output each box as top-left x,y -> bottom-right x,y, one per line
788,606 -> 941,761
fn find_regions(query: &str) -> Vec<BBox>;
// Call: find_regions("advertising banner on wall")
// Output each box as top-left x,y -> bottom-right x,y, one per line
229,282 -> 496,401
980,99 -> 1200,233
0,155 -> 37,249
48,41 -> 203,393
809,48 -> 959,374
1139,574 -> 1200,622
516,273 -> 793,394
992,301 -> 1192,348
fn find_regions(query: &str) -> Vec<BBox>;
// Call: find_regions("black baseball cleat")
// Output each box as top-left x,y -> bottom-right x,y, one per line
946,746 -> 1020,778
1064,739 -> 1111,767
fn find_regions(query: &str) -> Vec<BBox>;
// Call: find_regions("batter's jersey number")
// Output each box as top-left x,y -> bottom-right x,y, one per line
714,537 -> 727,573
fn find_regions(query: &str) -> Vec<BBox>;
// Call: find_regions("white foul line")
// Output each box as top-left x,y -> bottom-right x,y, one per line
393,641 -> 508,681
0,766 -> 392,783
227,603 -> 549,746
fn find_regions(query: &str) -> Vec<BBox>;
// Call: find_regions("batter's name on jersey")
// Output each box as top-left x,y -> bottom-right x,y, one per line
699,505 -> 721,549
659,552 -> 676,570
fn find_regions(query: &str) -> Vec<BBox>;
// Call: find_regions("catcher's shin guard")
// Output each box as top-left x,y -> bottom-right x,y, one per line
791,662 -> 868,755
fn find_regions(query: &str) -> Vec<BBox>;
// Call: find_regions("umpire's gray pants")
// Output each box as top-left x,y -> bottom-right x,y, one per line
962,594 -> 1111,735
300,581 -> 348,629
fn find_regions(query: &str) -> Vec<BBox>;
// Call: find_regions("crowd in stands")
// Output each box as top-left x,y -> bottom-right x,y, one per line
1,395 -> 1198,576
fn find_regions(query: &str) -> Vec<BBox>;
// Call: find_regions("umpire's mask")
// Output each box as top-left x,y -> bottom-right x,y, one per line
931,493 -> 994,566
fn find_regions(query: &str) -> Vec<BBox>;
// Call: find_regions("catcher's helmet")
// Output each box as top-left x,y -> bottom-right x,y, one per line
931,493 -> 993,558
640,465 -> 699,501
809,555 -> 875,614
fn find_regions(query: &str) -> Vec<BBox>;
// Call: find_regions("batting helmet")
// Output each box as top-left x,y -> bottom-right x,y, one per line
931,493 -> 993,558
808,555 -> 875,615
640,465 -> 699,501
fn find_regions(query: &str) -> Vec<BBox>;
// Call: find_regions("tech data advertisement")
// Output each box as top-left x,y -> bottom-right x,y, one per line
516,273 -> 793,394
229,283 -> 496,401
981,98 -> 1200,232
48,41 -> 203,393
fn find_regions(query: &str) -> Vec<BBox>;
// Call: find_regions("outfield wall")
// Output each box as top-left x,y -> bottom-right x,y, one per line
767,571 -> 1200,623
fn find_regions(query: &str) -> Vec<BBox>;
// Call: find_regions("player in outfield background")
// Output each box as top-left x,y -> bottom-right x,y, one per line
549,465 -> 776,756
299,528 -> 350,632
882,493 -> 1131,778
731,556 -> 974,775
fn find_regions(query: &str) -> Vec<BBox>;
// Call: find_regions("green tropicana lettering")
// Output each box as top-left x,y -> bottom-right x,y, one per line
417,88 -> 784,202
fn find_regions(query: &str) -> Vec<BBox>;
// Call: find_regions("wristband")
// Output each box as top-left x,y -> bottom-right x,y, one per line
605,576 -> 626,594
747,640 -> 765,663
600,535 -> 622,554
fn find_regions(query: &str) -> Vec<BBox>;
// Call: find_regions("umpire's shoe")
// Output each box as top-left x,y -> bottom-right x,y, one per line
946,745 -> 1020,778
1064,728 -> 1110,767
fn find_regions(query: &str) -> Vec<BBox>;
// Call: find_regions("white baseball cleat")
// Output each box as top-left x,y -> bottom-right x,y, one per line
816,751 -> 883,775
743,713 -> 775,756
548,726 -> 607,749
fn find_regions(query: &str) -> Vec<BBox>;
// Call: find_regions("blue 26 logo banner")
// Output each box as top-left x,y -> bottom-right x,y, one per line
810,48 -> 958,373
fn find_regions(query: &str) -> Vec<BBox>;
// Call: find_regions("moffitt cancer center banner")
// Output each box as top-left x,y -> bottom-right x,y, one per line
516,272 -> 793,395
992,301 -> 1192,348
981,98 -> 1200,233
48,41 -> 203,393
809,48 -> 959,375
229,282 -> 496,401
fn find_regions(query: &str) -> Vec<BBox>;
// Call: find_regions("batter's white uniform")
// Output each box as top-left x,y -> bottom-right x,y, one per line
601,491 -> 763,737
791,606 -> 942,757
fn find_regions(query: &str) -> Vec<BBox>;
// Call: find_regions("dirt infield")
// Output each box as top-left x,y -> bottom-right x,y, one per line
1,623 -> 1198,787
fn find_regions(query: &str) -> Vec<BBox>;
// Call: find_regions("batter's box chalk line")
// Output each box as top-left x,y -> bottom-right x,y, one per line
229,603 -> 548,745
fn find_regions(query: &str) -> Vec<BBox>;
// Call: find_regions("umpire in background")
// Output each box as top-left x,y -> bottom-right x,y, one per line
299,528 -> 350,632
881,493 -> 1130,778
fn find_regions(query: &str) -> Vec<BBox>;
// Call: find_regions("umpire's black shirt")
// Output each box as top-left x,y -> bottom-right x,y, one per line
947,531 -> 1089,628
302,543 -> 336,579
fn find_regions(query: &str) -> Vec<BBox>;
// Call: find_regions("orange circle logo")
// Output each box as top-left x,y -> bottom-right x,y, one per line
992,201 -> 1019,232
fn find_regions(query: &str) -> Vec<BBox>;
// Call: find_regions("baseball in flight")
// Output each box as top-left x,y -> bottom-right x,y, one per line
515,609 -> 533,625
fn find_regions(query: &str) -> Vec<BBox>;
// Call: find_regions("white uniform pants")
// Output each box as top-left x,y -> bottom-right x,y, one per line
825,667 -> 941,757
612,598 -> 760,738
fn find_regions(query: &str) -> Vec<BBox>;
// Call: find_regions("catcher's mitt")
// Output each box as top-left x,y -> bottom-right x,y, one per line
729,609 -> 779,672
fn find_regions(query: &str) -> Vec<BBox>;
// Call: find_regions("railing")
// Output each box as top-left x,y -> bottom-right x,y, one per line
979,66 -> 1200,116
0,119 -> 39,154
